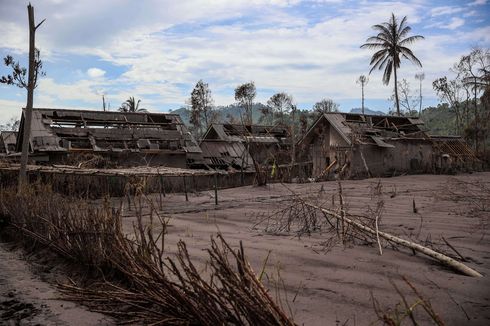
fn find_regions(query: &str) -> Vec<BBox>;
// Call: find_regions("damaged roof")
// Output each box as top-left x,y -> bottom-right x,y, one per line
0,131 -> 17,155
202,123 -> 290,144
17,108 -> 202,154
300,112 -> 429,147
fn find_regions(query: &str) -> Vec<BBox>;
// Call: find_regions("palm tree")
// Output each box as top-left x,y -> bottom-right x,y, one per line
119,96 -> 147,112
361,13 -> 424,116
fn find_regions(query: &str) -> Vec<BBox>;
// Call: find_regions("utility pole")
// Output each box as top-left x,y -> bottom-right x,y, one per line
356,75 -> 368,115
19,3 -> 45,190
415,72 -> 425,117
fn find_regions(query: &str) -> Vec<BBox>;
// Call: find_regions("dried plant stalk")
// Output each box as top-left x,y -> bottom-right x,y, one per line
0,184 -> 296,325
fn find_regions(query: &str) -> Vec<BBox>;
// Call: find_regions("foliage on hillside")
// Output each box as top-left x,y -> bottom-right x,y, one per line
420,103 -> 458,136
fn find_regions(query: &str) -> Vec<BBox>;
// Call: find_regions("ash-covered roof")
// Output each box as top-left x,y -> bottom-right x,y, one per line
0,131 -> 17,155
299,112 -> 429,147
202,123 -> 290,144
17,108 -> 201,154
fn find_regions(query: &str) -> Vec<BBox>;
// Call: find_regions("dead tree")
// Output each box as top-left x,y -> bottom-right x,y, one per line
20,4 -> 45,189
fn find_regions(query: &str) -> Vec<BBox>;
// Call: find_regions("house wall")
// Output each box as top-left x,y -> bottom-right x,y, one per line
349,139 -> 434,178
310,121 -> 330,177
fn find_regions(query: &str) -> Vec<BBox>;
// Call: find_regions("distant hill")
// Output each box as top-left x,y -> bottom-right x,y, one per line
170,103 -> 269,125
349,108 -> 385,116
169,103 -> 463,138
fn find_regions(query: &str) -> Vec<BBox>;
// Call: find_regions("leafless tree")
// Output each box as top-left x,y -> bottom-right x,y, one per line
356,75 -> 369,114
390,79 -> 418,115
415,72 -> 424,116
0,117 -> 20,132
0,4 -> 45,189
433,76 -> 465,134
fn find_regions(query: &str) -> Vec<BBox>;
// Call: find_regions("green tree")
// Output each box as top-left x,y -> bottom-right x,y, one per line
190,80 -> 214,134
267,92 -> 293,125
118,96 -> 147,113
312,98 -> 339,116
361,13 -> 424,116
234,82 -> 256,125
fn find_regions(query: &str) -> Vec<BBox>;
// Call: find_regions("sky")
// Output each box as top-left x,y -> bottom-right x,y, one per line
0,0 -> 489,123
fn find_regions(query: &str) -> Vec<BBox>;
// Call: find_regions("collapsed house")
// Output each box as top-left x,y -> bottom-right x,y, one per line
0,131 -> 17,156
297,113 -> 479,179
17,108 -> 203,168
199,124 -> 291,172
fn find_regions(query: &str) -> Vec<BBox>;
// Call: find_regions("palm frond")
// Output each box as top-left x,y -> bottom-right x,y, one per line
399,35 -> 424,46
400,46 -> 423,67
382,60 -> 393,85
361,43 -> 388,49
397,16 -> 408,35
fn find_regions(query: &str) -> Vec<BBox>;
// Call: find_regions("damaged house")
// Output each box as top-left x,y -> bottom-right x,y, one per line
199,124 -> 291,172
297,112 -> 479,179
0,131 -> 17,156
17,108 -> 203,168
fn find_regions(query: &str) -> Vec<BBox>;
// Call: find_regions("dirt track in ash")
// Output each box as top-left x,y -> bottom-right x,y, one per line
0,243 -> 113,325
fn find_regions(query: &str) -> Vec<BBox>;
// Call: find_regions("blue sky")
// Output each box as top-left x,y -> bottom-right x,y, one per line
0,0 -> 489,122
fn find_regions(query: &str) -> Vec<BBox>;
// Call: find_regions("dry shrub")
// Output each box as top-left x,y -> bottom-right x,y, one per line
62,153 -> 118,169
439,177 -> 490,239
371,276 -> 445,326
0,183 -> 119,268
0,184 -> 295,325
258,181 -> 379,250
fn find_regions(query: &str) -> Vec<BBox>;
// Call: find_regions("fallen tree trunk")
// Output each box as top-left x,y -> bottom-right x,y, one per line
304,202 -> 483,278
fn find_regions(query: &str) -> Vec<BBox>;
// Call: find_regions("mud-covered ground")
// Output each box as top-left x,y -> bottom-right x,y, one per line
1,173 -> 489,325
0,242 -> 114,325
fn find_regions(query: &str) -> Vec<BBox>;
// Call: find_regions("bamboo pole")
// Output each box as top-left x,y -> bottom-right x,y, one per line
304,202 -> 483,278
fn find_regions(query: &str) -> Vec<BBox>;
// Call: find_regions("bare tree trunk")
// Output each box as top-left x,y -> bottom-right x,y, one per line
361,83 -> 365,115
305,202 -> 483,277
18,4 -> 37,190
291,108 -> 296,166
418,79 -> 422,117
474,78 -> 479,154
394,65 -> 400,116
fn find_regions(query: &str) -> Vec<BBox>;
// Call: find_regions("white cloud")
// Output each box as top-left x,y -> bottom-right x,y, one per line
469,0 -> 487,6
445,17 -> 465,30
0,99 -> 25,124
427,17 -> 465,30
87,68 -> 106,78
430,6 -> 464,17
0,0 -> 489,121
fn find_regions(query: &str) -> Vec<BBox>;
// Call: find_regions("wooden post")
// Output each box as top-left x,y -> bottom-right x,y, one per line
240,165 -> 244,186
158,175 -> 163,210
183,176 -> 188,202
214,173 -> 218,205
